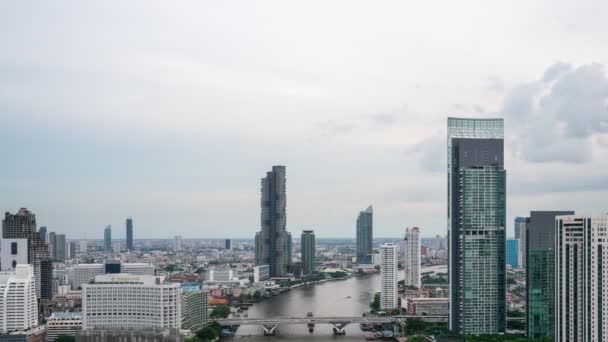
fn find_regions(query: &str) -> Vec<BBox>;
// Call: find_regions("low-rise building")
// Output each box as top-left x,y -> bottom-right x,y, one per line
403,297 -> 448,316
45,312 -> 82,342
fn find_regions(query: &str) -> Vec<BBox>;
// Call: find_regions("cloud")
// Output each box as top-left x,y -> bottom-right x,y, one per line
487,76 -> 505,92
315,120 -> 356,136
502,62 -> 608,163
405,134 -> 445,173
370,113 -> 396,126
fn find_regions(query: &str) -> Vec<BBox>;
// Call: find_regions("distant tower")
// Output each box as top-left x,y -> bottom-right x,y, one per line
103,225 -> 112,252
403,227 -> 420,288
301,230 -> 316,275
380,243 -> 399,309
126,218 -> 133,251
54,234 -> 66,261
38,226 -> 47,242
254,166 -> 291,277
173,235 -> 182,252
514,217 -> 529,269
506,239 -> 520,268
47,232 -> 57,259
225,239 -> 231,250
356,206 -> 373,264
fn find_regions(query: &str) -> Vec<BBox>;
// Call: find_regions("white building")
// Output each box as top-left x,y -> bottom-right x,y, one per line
173,235 -> 182,252
555,215 -> 608,342
403,227 -> 421,288
253,265 -> 270,283
82,274 -> 181,330
0,239 -> 28,271
380,243 -> 399,310
208,269 -> 234,282
68,263 -> 155,290
46,312 -> 82,342
79,240 -> 87,254
0,264 -> 38,333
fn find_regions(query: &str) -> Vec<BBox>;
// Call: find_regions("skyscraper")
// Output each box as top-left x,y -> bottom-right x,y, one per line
526,211 -> 574,339
54,234 -> 67,261
506,238 -> 519,268
103,225 -> 112,252
38,226 -> 46,242
447,117 -> 506,335
403,227 -> 420,288
514,217 -> 529,269
225,239 -> 231,250
48,231 -> 57,259
555,214 -> 608,342
254,165 -> 291,277
174,235 -> 182,252
380,243 -> 398,310
126,218 -> 133,251
356,206 -> 373,264
301,230 -> 315,275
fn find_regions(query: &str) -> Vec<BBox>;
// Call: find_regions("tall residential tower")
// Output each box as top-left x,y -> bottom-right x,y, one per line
254,166 -> 292,277
403,227 -> 420,288
380,243 -> 399,310
126,218 -> 133,251
103,225 -> 112,252
356,206 -> 373,264
447,117 -> 506,335
301,230 -> 316,275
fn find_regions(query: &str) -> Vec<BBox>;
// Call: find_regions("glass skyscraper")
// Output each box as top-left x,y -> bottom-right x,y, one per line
447,117 -> 506,335
356,206 -> 373,264
126,218 -> 133,251
506,238 -> 519,268
104,225 -> 112,252
301,230 -> 315,274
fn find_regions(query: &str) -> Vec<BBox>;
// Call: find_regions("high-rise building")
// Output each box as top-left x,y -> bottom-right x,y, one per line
403,227 -> 420,288
254,166 -> 291,277
380,243 -> 399,310
126,218 -> 133,251
47,232 -> 56,259
514,217 -> 529,269
2,209 -> 51,299
447,117 -> 506,335
301,230 -> 315,275
0,265 -> 38,333
38,226 -> 46,242
54,234 -> 67,261
225,239 -> 231,250
555,214 -> 608,342
506,239 -> 519,268
79,240 -> 87,254
67,240 -> 77,260
356,206 -> 373,264
103,225 -> 112,252
526,211 -> 574,339
82,274 -> 181,330
181,286 -> 209,332
173,235 -> 182,252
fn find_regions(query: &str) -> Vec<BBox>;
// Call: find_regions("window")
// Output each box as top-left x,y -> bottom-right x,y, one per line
11,242 -> 17,255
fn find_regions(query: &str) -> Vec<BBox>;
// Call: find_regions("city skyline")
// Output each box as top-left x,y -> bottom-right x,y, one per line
1,2 -> 607,239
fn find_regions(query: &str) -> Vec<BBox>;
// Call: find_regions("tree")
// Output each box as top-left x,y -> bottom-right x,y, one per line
55,337 -> 75,342
164,264 -> 176,272
405,318 -> 426,335
195,322 -> 223,342
210,305 -> 231,318
370,292 -> 380,313
253,290 -> 262,299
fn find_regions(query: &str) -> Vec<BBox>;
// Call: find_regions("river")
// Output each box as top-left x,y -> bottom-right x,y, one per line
231,273 -> 381,341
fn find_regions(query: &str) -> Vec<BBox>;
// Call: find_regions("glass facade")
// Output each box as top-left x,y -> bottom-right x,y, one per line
506,239 -> 519,268
527,249 -> 554,337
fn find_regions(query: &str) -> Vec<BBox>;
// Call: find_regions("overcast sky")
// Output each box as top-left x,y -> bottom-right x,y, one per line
1,1 -> 607,239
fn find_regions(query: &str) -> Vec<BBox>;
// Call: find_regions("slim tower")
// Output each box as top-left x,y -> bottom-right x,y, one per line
103,225 -> 112,252
126,218 -> 133,251
403,227 -> 420,288
356,206 -> 373,264
447,117 -> 506,335
254,166 -> 291,277
380,243 -> 399,309
514,217 -> 529,268
301,230 -> 316,275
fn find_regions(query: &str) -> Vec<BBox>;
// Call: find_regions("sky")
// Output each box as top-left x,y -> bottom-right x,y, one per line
1,1 -> 607,239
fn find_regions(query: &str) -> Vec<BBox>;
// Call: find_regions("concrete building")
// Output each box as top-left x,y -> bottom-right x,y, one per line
173,235 -> 182,252
301,230 -> 315,274
0,265 -> 38,333
45,312 -> 81,342
75,328 -> 183,342
66,241 -> 76,260
208,269 -> 234,282
253,265 -> 270,283
254,166 -> 292,277
53,234 -> 66,261
526,211 -> 574,339
514,217 -> 529,270
1,239 -> 28,271
403,227 -> 420,288
82,274 -> 181,330
38,227 -> 46,243
126,217 -> 133,252
181,285 -> 208,332
404,297 -> 449,316
380,243 -> 399,310
356,206 -> 373,265
68,263 -> 155,290
506,239 -> 520,268
555,215 -> 608,342
447,117 -> 506,335
103,225 -> 111,252
78,241 -> 87,255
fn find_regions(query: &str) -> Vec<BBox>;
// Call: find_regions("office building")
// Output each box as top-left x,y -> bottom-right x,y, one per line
0,265 -> 38,333
79,240 -> 87,254
506,239 -> 520,268
254,165 -> 292,277
126,218 -> 133,251
103,225 -> 111,252
66,241 -> 76,260
555,215 -> 608,342
2,209 -> 51,299
181,286 -> 209,332
53,234 -> 66,261
526,211 -> 574,339
356,206 -> 374,264
514,217 -> 529,269
46,312 -> 82,342
225,239 -> 231,250
82,274 -> 181,330
403,227 -> 420,288
173,235 -> 182,252
447,117 -> 506,335
68,263 -> 155,290
253,265 -> 270,283
380,243 -> 399,310
301,230 -> 315,274
47,232 -> 56,259
38,227 -> 46,242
